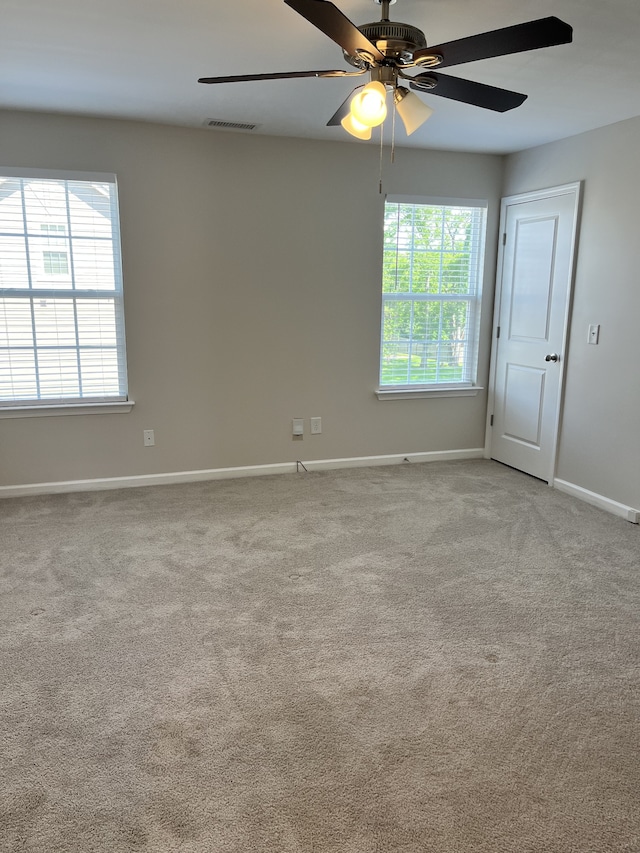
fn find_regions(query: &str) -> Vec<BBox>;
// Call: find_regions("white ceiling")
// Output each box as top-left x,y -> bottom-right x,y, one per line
2,0 -> 640,154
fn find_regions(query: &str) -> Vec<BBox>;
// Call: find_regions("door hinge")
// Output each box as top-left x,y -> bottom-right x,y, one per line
496,326 -> 500,338
502,232 -> 507,246
490,414 -> 494,426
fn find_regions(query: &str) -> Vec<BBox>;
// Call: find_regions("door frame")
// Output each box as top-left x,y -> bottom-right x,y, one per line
484,182 -> 583,484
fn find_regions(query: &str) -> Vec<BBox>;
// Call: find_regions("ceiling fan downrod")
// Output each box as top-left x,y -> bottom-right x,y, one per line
377,0 -> 394,21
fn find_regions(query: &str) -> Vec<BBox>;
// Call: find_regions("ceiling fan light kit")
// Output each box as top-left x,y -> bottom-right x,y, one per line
350,80 -> 388,127
394,87 -> 434,135
198,0 -> 572,142
341,112 -> 372,139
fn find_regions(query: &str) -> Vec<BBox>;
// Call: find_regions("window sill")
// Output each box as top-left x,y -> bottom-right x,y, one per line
0,401 -> 135,419
376,386 -> 483,401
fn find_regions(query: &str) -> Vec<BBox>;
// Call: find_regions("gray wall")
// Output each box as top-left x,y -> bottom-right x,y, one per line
0,110 -> 502,487
503,116 -> 640,510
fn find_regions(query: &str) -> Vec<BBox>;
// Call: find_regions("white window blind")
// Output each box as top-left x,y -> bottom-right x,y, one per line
0,170 -> 128,407
380,197 -> 486,389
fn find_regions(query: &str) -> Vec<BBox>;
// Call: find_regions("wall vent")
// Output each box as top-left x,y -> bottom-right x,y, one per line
204,119 -> 259,131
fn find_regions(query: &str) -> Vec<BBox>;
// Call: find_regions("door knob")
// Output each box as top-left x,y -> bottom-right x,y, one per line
545,353 -> 559,363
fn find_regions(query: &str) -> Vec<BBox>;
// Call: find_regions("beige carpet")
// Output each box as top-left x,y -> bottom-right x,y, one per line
1,459 -> 639,852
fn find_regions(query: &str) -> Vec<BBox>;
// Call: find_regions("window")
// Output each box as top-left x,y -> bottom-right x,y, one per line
43,251 -> 70,276
379,196 -> 486,393
0,169 -> 128,410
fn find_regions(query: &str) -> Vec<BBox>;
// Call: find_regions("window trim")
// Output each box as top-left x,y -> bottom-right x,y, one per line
0,167 -> 129,413
0,400 -> 135,419
376,385 -> 483,401
378,194 -> 487,395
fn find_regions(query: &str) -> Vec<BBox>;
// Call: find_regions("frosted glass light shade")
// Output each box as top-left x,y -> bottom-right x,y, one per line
350,81 -> 388,128
394,87 -> 434,135
341,113 -> 372,140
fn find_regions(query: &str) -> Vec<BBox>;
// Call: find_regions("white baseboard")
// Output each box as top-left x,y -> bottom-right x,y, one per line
553,478 -> 640,524
0,448 -> 485,499
301,448 -> 484,472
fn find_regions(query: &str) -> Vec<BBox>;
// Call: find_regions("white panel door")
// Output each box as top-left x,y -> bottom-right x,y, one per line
489,185 -> 581,482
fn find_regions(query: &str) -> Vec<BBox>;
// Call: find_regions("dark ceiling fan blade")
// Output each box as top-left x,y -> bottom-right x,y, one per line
198,69 -> 360,84
326,85 -> 364,126
284,0 -> 385,62
410,72 -> 527,112
414,16 -> 572,69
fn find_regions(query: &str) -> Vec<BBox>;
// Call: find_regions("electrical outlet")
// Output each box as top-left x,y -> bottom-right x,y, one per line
310,417 -> 322,435
143,429 -> 155,447
292,418 -> 304,437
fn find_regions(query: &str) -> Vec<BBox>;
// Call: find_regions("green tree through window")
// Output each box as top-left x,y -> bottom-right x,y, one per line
380,199 -> 486,388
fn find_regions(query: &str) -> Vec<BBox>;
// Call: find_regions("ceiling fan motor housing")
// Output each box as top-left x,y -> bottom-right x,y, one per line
344,20 -> 428,67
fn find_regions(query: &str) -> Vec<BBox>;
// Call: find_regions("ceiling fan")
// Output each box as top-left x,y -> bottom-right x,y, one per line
198,0 -> 572,139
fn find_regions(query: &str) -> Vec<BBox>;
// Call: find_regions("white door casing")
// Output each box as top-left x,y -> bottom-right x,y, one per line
486,183 -> 582,482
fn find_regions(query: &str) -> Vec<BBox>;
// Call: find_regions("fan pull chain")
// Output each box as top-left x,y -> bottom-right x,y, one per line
391,97 -> 396,164
379,121 -> 384,194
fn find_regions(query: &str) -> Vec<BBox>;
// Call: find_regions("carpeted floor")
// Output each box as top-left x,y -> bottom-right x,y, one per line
1,459 -> 639,852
